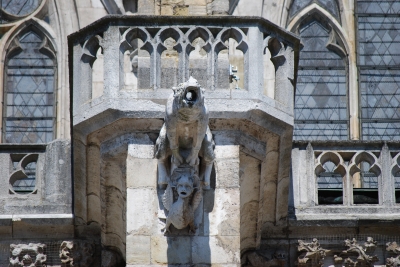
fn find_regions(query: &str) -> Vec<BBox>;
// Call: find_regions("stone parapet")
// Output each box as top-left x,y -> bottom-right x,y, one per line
291,141 -> 400,222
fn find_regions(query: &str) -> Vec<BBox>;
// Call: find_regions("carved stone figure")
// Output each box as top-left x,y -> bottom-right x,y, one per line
386,242 -> 400,267
297,238 -> 329,267
162,166 -> 203,234
60,241 -> 95,267
9,243 -> 46,267
335,238 -> 378,267
155,76 -> 215,190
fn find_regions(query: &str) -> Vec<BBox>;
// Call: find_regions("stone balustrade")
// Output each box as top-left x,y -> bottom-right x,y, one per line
291,141 -> 400,221
68,15 -> 300,133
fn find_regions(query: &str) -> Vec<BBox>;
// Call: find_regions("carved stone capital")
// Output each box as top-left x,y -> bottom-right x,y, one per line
60,241 -> 95,267
340,238 -> 378,267
9,243 -> 46,267
297,238 -> 330,267
386,242 -> 400,267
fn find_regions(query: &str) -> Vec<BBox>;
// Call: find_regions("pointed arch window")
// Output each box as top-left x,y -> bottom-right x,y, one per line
294,18 -> 348,140
3,29 -> 56,143
288,0 -> 341,24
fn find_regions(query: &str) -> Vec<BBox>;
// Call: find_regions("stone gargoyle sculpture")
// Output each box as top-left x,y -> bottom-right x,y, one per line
155,76 -> 215,190
162,166 -> 203,234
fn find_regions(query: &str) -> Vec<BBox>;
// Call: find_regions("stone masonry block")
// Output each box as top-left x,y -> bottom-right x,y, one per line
192,236 -> 240,264
189,5 -> 207,15
127,157 -> 157,188
127,188 -> 157,235
207,188 -> 240,236
185,0 -> 206,5
214,145 -> 239,159
151,235 -> 191,264
215,158 -> 240,188
128,144 -> 154,159
126,235 -> 151,264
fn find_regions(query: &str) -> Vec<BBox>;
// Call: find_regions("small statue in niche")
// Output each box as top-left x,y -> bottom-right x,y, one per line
155,76 -> 215,190
162,166 -> 203,234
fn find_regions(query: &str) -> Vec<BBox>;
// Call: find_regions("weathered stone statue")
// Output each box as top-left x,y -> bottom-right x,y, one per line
155,76 -> 215,190
162,166 -> 203,234
156,77 -> 214,234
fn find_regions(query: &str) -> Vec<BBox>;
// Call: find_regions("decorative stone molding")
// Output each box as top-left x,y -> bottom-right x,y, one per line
335,238 -> 378,267
60,241 -> 95,267
9,243 -> 46,267
297,238 -> 330,267
386,242 -> 400,267
156,77 -> 214,234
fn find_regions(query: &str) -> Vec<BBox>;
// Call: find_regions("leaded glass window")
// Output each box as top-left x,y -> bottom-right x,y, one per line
0,0 -> 41,23
357,0 -> 400,140
3,30 -> 56,143
288,0 -> 340,23
294,19 -> 348,140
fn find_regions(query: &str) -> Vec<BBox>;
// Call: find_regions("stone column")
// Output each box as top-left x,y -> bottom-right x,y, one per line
126,144 -> 158,265
102,26 -> 121,98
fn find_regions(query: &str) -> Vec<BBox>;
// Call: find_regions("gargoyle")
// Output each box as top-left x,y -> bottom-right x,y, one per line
155,77 -> 215,190
162,166 -> 203,234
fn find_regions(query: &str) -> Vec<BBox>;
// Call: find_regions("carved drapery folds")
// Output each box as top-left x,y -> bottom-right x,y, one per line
334,238 -> 378,267
297,238 -> 329,267
59,241 -> 95,267
9,243 -> 47,267
155,77 -> 215,234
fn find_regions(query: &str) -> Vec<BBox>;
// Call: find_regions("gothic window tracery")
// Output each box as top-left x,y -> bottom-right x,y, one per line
294,18 -> 348,140
3,29 -> 56,143
288,0 -> 340,24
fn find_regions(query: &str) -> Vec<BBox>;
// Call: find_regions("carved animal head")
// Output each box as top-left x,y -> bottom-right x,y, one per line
176,174 -> 194,198
172,76 -> 205,109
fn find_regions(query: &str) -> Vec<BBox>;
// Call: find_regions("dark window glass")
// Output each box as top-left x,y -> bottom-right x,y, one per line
294,20 -> 347,140
4,31 -> 55,143
288,0 -> 340,23
317,161 -> 343,205
353,161 -> 379,204
12,161 -> 36,193
357,0 -> 400,140
1,0 -> 40,16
